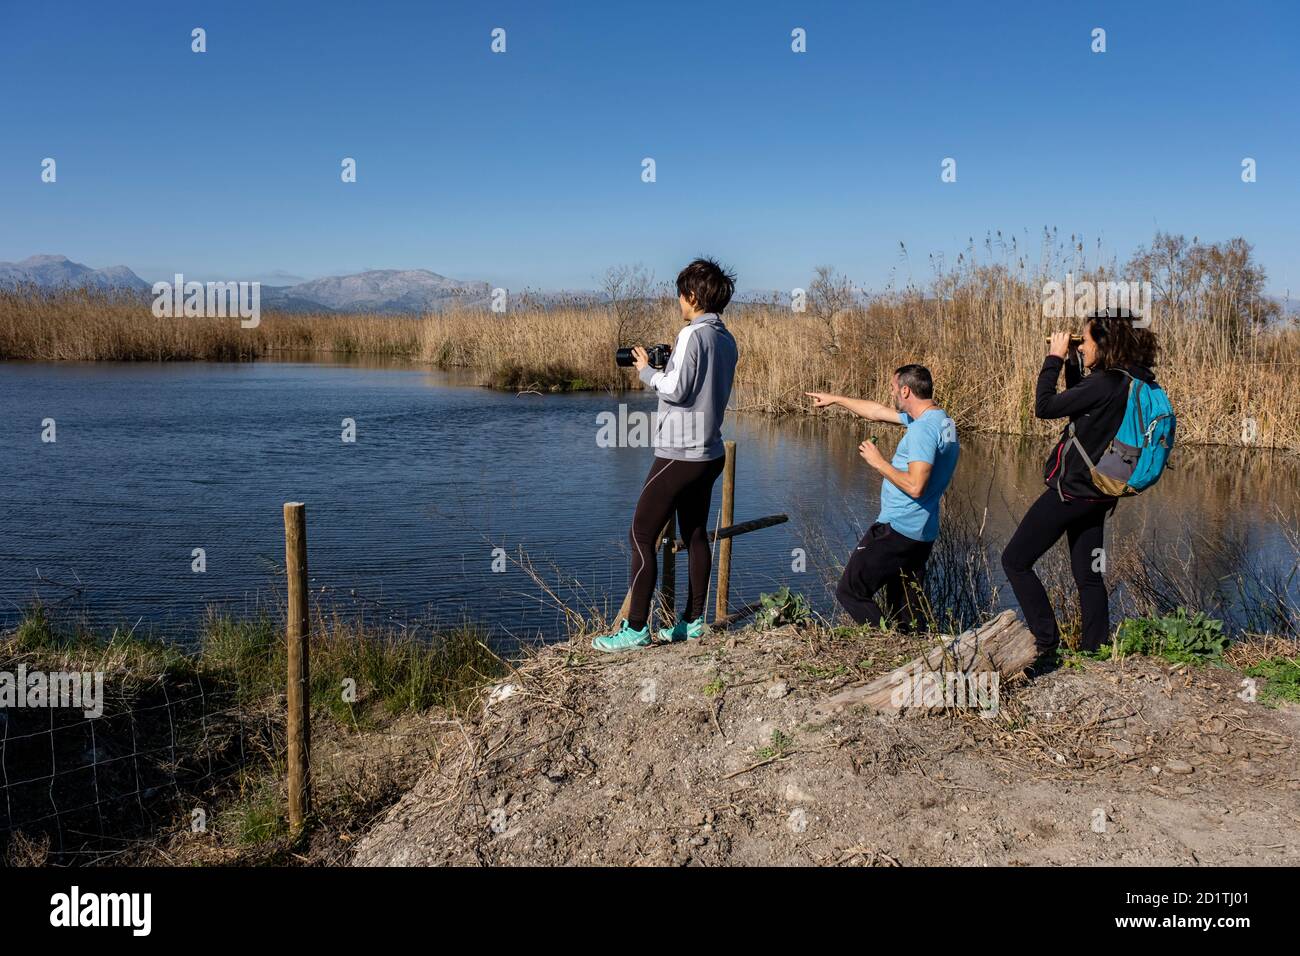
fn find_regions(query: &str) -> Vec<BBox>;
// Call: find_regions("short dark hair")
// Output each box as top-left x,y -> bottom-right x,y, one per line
893,364 -> 934,399
676,257 -> 736,313
1085,308 -> 1160,370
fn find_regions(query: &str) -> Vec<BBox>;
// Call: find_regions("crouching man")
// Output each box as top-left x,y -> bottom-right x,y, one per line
808,364 -> 959,632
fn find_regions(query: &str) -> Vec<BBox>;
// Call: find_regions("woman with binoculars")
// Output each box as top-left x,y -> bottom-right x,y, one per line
1001,309 -> 1163,671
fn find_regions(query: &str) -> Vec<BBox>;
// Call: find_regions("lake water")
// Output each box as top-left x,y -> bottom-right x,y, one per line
2,358 -> 1296,648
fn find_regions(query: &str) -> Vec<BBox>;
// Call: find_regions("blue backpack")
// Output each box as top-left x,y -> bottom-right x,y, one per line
1084,370 -> 1176,496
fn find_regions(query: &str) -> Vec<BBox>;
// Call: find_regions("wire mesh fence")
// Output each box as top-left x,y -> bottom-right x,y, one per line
0,670 -> 281,863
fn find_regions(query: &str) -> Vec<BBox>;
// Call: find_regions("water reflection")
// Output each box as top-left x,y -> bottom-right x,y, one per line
0,360 -> 1295,646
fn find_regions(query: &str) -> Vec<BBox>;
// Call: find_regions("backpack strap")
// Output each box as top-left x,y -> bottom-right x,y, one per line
1107,366 -> 1146,438
1066,420 -> 1096,471
1053,420 -> 1097,501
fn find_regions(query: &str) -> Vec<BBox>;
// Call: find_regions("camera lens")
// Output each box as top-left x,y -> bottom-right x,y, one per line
615,347 -> 635,367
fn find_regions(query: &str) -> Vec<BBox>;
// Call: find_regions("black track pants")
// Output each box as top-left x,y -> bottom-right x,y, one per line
626,455 -> 725,630
1001,489 -> 1114,652
835,522 -> 934,632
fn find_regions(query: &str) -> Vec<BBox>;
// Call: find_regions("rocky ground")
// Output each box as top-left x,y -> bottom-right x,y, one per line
351,623 -> 1300,866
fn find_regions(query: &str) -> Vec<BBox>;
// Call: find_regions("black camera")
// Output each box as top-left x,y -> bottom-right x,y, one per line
615,343 -> 671,370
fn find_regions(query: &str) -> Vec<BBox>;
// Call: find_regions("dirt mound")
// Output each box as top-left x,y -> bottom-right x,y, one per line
351,624 -> 1300,866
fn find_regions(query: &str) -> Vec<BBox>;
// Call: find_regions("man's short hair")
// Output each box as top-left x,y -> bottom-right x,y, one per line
676,257 -> 736,313
894,364 -> 934,399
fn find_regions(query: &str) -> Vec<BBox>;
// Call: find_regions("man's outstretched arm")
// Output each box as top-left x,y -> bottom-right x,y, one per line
806,392 -> 902,425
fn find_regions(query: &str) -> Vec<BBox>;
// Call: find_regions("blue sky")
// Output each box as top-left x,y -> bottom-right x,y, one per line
2,0 -> 1296,295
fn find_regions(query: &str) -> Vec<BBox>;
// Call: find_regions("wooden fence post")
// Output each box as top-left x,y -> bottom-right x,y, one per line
715,441 -> 736,620
283,502 -> 311,832
611,443 -> 776,631
658,518 -> 675,624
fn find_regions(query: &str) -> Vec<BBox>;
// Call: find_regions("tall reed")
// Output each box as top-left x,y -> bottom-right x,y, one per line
3,240 -> 1295,448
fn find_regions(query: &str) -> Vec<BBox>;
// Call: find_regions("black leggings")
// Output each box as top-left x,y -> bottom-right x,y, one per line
627,455 -> 725,629
1001,489 -> 1114,652
835,522 -> 934,631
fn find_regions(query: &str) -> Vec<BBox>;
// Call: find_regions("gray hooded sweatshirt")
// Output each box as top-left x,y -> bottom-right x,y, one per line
638,312 -> 738,461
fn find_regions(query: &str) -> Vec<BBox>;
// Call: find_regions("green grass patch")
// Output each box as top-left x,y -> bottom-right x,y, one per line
1102,609 -> 1229,665
218,774 -> 292,847
801,661 -> 848,679
755,729 -> 794,761
1245,656 -> 1300,706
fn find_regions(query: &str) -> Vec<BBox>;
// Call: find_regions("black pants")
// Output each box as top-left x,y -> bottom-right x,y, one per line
626,455 -> 725,630
1001,489 -> 1114,652
835,522 -> 934,631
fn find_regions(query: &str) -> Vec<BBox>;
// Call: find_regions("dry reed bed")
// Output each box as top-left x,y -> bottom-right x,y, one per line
422,285 -> 1300,449
0,288 -> 422,362
3,281 -> 1296,449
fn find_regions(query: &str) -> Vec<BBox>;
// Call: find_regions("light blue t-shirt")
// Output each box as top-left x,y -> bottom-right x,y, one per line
877,408 -> 959,542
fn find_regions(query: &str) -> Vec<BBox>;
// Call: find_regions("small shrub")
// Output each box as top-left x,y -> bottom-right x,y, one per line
754,587 -> 811,630
1109,609 -> 1228,664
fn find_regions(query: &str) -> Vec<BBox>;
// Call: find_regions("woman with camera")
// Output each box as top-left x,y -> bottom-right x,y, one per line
1000,309 -> 1162,671
592,258 -> 740,653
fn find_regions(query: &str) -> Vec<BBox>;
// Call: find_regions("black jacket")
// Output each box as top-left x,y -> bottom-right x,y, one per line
1036,355 -> 1157,500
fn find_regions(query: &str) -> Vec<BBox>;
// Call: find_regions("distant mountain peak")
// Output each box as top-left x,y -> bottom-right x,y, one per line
260,268 -> 491,313
0,254 -> 149,292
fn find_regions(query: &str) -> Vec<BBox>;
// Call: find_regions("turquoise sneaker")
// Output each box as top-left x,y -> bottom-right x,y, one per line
657,616 -> 707,643
591,619 -> 652,653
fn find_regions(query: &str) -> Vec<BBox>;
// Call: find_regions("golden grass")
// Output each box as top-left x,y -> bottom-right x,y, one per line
3,267 -> 1296,449
417,275 -> 1300,449
0,286 -> 423,362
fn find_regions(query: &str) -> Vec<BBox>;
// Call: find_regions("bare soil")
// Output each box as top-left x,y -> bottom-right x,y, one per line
352,624 -> 1300,867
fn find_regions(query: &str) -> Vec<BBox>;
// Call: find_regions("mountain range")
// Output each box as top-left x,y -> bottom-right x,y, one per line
0,254 -> 787,313
0,255 -> 498,314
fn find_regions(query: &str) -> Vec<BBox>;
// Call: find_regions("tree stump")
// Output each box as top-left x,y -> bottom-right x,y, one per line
812,610 -> 1037,719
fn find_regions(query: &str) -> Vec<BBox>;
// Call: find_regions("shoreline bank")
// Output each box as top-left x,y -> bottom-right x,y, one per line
353,621 -> 1300,866
3,604 -> 1297,866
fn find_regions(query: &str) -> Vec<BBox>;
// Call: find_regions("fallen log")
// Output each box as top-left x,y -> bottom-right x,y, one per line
811,610 -> 1037,719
